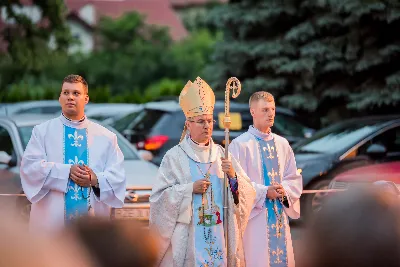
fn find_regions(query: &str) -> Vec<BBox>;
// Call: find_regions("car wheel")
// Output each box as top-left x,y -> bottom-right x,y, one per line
302,179 -> 331,222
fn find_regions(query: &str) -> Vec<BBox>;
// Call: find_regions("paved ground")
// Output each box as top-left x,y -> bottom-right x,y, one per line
291,222 -> 306,264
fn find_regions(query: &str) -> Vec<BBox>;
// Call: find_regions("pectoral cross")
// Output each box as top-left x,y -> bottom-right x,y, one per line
268,168 -> 278,183
205,172 -> 211,181
272,247 -> 284,263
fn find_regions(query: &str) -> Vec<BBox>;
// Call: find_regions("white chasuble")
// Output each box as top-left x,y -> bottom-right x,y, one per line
150,137 -> 256,267
20,115 -> 126,233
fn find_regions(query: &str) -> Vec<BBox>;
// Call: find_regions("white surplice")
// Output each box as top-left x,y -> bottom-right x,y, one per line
229,127 -> 303,267
149,136 -> 256,267
20,114 -> 126,233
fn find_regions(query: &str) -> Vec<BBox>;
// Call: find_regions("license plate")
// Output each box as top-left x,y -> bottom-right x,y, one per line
112,207 -> 150,220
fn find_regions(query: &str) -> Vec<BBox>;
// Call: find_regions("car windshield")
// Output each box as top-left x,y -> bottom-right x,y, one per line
18,125 -> 139,160
113,108 -> 166,134
273,113 -> 309,137
292,120 -> 388,154
112,111 -> 141,132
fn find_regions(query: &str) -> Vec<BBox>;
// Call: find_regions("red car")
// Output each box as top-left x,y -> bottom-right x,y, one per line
329,161 -> 400,191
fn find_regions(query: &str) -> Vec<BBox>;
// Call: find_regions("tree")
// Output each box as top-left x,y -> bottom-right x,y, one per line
78,11 -> 220,101
0,0 -> 72,88
207,0 -> 400,124
75,12 -> 174,95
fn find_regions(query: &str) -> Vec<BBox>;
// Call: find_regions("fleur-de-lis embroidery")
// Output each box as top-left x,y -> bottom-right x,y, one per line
272,247 -> 284,263
263,143 -> 275,159
68,130 -> 84,147
68,156 -> 84,165
69,183 -> 82,201
268,168 -> 278,183
271,223 -> 283,238
68,210 -> 81,220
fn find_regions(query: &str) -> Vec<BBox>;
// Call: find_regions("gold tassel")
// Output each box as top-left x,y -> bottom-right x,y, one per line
179,124 -> 187,143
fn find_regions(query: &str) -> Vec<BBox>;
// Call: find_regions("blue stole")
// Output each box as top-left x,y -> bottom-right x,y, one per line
64,125 -> 89,223
255,137 -> 288,267
189,158 -> 226,267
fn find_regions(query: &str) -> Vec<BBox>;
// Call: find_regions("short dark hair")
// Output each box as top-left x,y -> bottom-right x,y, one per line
62,74 -> 88,94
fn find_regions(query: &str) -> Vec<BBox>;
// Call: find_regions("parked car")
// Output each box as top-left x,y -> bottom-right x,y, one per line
85,103 -> 143,125
292,115 -> 400,219
329,161 -> 400,190
0,114 -> 158,221
112,100 -> 315,165
2,100 -> 103,116
2,100 -> 63,115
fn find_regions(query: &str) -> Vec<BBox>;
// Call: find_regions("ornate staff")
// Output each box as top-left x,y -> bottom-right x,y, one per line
223,77 -> 241,259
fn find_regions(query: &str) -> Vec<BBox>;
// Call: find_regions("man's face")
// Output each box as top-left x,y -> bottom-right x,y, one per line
59,82 -> 88,118
250,99 -> 276,129
186,114 -> 214,143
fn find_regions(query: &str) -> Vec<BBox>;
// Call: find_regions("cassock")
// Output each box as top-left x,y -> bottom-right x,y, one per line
229,126 -> 302,267
149,136 -> 256,267
20,114 -> 126,233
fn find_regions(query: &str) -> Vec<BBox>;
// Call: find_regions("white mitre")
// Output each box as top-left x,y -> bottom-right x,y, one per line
178,76 -> 215,142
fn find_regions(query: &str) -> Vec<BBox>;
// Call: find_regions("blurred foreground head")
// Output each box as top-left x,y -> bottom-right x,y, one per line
66,218 -> 159,267
300,187 -> 400,267
0,209 -> 93,267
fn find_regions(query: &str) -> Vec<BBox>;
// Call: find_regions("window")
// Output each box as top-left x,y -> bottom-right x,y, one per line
0,126 -> 13,156
273,114 -> 309,137
18,126 -> 34,150
112,111 -> 141,133
131,109 -> 166,132
16,106 -> 61,114
293,120 -> 386,154
357,126 -> 400,156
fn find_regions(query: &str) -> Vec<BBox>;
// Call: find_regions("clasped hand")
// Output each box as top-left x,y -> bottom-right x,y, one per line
69,164 -> 98,188
267,183 -> 285,200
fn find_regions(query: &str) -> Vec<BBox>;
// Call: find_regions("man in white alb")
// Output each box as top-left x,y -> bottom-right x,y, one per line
20,74 -> 126,233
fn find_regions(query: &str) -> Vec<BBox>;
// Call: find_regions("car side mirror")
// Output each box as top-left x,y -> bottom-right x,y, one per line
138,150 -> 153,162
366,144 -> 387,159
0,151 -> 12,165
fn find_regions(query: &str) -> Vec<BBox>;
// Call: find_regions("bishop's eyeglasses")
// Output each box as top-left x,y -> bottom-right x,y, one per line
188,119 -> 217,127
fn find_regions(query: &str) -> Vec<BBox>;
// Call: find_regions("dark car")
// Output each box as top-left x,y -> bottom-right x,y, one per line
292,115 -> 400,219
112,100 -> 315,166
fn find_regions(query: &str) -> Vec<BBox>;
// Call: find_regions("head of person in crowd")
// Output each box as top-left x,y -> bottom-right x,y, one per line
299,187 -> 400,267
0,210 -> 94,267
65,217 -> 159,267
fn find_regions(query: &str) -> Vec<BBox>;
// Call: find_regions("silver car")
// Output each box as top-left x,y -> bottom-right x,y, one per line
0,114 -> 157,221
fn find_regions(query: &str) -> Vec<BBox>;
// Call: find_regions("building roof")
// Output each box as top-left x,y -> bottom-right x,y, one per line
65,0 -> 188,40
170,0 -> 227,8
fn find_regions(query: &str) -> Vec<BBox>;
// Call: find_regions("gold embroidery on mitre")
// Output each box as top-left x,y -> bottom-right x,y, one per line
179,77 -> 215,118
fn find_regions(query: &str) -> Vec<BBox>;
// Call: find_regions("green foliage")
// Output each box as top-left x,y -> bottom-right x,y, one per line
207,0 -> 400,122
72,12 -> 219,100
0,0 -> 72,81
0,7 -> 220,104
